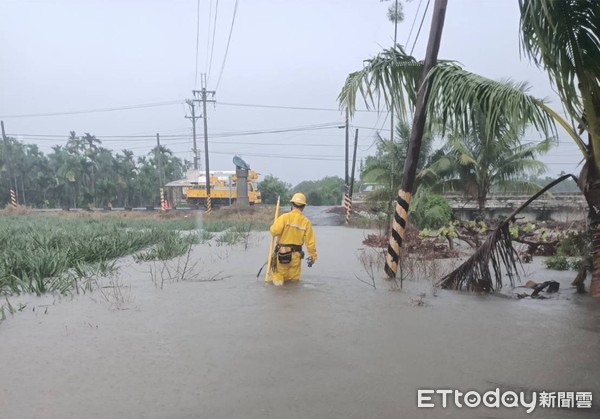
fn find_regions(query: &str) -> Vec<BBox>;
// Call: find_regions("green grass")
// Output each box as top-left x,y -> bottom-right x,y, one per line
134,231 -> 201,262
0,213 -> 269,297
0,215 -> 198,296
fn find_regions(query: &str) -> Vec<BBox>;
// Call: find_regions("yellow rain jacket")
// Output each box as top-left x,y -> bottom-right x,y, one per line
269,208 -> 317,283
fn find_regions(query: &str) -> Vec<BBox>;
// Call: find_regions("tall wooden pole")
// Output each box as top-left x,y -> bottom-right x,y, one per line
385,0 -> 448,279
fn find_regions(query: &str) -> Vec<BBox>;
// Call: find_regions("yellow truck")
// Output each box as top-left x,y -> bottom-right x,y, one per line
166,170 -> 261,208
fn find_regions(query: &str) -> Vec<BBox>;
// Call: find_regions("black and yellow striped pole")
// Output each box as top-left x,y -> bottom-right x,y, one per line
343,184 -> 351,224
159,188 -> 165,211
346,128 -> 359,226
384,0 -> 447,280
10,189 -> 17,208
206,195 -> 212,215
384,190 -> 411,278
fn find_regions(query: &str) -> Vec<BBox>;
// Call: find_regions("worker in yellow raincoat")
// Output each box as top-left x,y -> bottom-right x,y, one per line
269,193 -> 317,285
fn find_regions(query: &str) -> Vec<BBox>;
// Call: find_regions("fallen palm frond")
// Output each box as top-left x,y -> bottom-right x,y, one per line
438,174 -> 581,292
438,223 -> 518,292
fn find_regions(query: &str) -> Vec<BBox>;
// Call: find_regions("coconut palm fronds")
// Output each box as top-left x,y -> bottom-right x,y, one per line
437,173 -> 582,292
438,223 -> 518,292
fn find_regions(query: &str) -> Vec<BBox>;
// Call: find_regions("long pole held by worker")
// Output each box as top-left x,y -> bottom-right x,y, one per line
265,196 -> 281,283
385,0 -> 448,280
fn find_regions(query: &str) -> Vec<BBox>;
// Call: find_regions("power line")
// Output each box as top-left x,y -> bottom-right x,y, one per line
358,112 -> 386,151
11,133 -> 188,139
8,122 -> 344,144
209,122 -> 344,137
0,100 -> 183,119
194,0 -> 201,88
410,0 -> 432,56
352,124 -> 391,132
405,0 -> 424,48
171,149 -> 369,162
218,101 -> 377,113
215,0 -> 240,91
207,0 -> 220,83
205,0 -> 213,70
1,99 -> 376,119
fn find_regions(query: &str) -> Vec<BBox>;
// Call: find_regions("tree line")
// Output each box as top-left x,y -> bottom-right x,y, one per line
0,132 -> 185,208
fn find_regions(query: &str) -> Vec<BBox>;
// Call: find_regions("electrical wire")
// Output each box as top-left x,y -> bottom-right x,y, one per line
357,112 -> 386,151
8,122 -> 345,142
194,0 -> 201,88
171,149 -> 367,162
410,0 -> 431,56
218,101 -> 376,113
215,0 -> 240,91
0,100 -> 183,119
207,0 -> 220,82
405,0 -> 424,48
205,0 -> 213,70
1,100 -> 376,119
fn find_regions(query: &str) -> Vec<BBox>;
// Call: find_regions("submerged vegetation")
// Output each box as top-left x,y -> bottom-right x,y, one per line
0,210 -> 269,297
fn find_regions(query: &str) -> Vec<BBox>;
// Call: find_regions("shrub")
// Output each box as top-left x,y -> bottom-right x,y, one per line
544,255 -> 585,271
410,194 -> 453,229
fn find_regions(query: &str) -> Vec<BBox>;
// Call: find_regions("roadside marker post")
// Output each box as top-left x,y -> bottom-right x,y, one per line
10,189 -> 17,208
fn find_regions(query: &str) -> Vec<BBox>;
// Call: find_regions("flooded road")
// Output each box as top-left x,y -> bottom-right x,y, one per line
1,225 -> 599,418
302,205 -> 343,226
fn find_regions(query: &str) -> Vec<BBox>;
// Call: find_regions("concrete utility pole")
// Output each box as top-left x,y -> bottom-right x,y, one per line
185,100 -> 200,171
1,120 -> 17,205
193,73 -> 216,212
156,133 -> 163,188
343,109 -> 352,223
385,0 -> 448,280
350,129 -> 359,198
345,108 -> 349,187
1,120 -> 7,143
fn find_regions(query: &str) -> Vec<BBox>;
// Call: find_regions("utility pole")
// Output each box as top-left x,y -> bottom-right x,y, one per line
193,73 -> 216,212
185,100 -> 200,171
350,129 -> 359,198
156,133 -> 163,188
1,120 -> 7,143
343,109 -> 352,223
385,0 -> 448,280
345,108 -> 349,186
1,120 -> 17,205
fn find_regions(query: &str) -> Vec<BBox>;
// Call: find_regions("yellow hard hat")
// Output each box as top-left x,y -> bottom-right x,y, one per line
290,192 -> 307,206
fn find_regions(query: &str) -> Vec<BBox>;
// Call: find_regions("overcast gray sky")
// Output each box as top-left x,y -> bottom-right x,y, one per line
0,0 -> 583,186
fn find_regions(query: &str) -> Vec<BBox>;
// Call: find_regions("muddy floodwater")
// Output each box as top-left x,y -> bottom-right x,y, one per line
1,220 -> 599,418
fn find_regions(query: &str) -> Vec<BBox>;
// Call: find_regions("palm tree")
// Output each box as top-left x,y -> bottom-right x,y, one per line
339,1 -> 600,295
361,122 -> 434,204
421,111 -> 554,213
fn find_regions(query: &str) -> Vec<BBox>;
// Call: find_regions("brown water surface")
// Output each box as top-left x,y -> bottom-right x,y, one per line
1,225 -> 598,418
